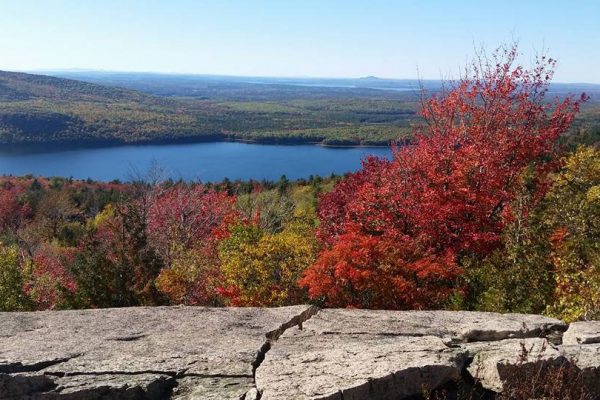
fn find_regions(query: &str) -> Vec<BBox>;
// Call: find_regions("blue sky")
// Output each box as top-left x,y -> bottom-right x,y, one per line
1,0 -> 598,82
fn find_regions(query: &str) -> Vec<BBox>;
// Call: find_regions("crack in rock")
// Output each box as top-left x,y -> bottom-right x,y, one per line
105,333 -> 148,342
0,305 -> 320,399
253,305 -> 320,378
253,309 -> 586,400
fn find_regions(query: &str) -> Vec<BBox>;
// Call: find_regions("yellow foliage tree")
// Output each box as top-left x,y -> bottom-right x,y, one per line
545,146 -> 600,321
219,221 -> 318,306
155,246 -> 223,306
0,244 -> 31,311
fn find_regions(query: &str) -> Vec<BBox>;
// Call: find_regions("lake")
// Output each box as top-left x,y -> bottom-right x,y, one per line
0,142 -> 392,182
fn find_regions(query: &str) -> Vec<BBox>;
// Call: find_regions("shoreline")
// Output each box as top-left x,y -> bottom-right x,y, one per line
0,135 -> 395,151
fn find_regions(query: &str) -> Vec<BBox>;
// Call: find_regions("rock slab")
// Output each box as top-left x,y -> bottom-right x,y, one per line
1,307 -> 599,400
255,309 -> 567,399
0,305 -> 315,399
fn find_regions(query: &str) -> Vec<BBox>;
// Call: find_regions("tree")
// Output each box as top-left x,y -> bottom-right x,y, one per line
70,201 -> 163,308
219,221 -> 318,306
302,231 -> 459,309
544,146 -> 600,321
0,244 -> 31,311
155,248 -> 224,305
25,244 -> 77,310
458,172 -> 555,314
0,182 -> 28,236
35,190 -> 79,239
236,189 -> 295,234
302,45 -> 585,309
147,184 -> 236,263
148,184 -> 237,305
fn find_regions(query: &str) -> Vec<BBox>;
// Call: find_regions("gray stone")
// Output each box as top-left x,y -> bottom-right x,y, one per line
0,306 -> 597,400
243,388 -> 260,400
465,338 -> 564,393
0,305 -> 314,399
255,309 -> 565,400
171,376 -> 255,400
560,321 -> 600,393
257,330 -> 465,400
563,321 -> 600,345
560,343 -> 600,393
466,336 -> 600,395
292,308 -> 566,344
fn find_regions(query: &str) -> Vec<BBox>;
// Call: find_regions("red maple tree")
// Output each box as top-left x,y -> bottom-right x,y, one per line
301,46 -> 586,309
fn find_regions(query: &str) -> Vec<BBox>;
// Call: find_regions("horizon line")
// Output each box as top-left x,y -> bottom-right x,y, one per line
15,68 -> 600,87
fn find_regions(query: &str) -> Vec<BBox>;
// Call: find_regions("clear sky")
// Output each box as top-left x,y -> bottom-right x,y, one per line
1,0 -> 598,83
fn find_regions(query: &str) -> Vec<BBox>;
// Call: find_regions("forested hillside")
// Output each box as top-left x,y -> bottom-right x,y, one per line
0,70 -> 415,146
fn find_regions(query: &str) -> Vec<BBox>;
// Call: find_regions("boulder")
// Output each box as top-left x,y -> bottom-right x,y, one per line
563,321 -> 600,345
465,338 -> 564,393
560,343 -> 600,394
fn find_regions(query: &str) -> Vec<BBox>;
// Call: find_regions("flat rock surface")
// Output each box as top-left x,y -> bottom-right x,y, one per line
0,305 -> 314,399
563,321 -> 600,345
255,309 -> 567,400
286,309 -> 566,343
256,331 -> 465,400
0,307 -> 597,400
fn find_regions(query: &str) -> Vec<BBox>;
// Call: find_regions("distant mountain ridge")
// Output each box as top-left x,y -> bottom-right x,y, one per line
38,69 -> 600,97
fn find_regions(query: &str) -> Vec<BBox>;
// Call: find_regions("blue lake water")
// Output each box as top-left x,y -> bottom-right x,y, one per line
0,142 -> 392,182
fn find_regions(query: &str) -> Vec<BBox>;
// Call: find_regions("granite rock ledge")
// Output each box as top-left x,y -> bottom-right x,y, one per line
0,306 -> 598,400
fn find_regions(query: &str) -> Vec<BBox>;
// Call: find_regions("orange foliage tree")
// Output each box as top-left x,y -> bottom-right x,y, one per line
301,46 -> 586,309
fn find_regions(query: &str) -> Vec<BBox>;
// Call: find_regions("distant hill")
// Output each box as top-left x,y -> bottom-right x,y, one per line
1,70 -> 597,147
40,71 -> 430,100
0,71 -> 416,146
0,70 -> 157,102
0,70 -> 224,144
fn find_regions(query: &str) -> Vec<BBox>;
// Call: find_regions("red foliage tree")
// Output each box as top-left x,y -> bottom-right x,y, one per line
302,46 -> 586,309
147,184 -> 237,262
316,157 -> 391,246
25,245 -> 77,310
147,184 -> 238,305
0,181 -> 30,233
303,231 -> 459,309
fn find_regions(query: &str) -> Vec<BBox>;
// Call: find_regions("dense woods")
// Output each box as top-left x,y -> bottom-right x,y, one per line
0,71 -> 414,146
0,47 -> 599,322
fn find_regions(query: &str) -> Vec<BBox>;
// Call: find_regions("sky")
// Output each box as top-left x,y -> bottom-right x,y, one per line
1,0 -> 599,83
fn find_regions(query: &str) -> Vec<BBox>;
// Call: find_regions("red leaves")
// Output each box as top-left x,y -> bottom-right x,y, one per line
25,245 -> 77,310
0,182 -> 30,232
302,45 -> 584,309
317,157 -> 391,245
147,185 -> 237,261
300,231 -> 460,309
